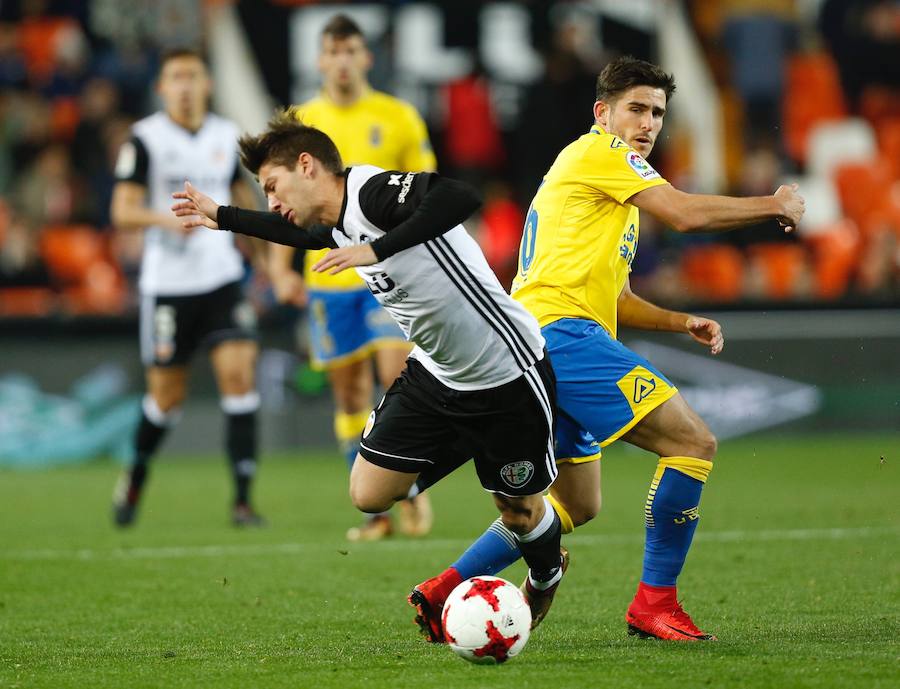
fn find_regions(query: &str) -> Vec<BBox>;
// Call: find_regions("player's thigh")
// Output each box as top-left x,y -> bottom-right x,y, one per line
348,453 -> 419,513
210,339 -> 258,395
357,359 -> 464,491
145,366 -> 190,411
622,392 -> 717,460
544,318 -> 677,447
326,358 -> 374,414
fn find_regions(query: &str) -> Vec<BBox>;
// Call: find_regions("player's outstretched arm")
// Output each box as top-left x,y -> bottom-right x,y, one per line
617,281 -> 723,355
172,181 -> 335,251
630,182 -> 805,234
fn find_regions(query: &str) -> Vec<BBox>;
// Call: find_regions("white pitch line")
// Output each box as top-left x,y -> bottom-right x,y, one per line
2,526 -> 897,562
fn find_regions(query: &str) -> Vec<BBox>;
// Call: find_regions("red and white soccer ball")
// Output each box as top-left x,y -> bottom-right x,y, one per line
441,576 -> 532,664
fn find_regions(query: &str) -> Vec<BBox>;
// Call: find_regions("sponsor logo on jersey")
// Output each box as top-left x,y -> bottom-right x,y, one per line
500,461 -> 535,489
626,151 -> 660,180
370,125 -> 381,147
388,172 -> 415,203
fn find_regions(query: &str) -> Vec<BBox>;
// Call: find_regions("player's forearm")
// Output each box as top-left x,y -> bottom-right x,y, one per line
370,177 -> 482,260
673,193 -> 782,233
217,206 -> 330,250
110,204 -> 175,232
268,242 -> 296,277
617,290 -> 689,332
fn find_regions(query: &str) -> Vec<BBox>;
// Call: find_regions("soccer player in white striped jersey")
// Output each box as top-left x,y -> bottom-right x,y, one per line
172,112 -> 568,625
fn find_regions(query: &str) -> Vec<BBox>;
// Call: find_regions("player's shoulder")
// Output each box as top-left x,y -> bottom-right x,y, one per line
131,111 -> 167,138
203,112 -> 240,136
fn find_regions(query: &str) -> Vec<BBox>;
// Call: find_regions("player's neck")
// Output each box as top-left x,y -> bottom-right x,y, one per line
166,109 -> 206,133
324,81 -> 368,107
317,173 -> 347,227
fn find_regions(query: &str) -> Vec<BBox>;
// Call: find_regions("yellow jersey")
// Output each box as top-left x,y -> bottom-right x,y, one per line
511,125 -> 668,338
293,88 -> 437,290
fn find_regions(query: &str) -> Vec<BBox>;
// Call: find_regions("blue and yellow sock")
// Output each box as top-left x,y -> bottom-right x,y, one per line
334,410 -> 370,471
642,456 -> 713,587
450,494 -> 575,580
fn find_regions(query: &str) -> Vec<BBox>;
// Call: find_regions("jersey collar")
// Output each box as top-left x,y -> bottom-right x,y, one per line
590,124 -> 607,135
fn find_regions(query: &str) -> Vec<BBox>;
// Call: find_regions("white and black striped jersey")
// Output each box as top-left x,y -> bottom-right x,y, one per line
222,165 -> 545,390
115,112 -> 245,296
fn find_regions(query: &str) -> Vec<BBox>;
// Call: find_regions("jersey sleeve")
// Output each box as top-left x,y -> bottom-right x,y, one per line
217,206 -> 337,249
358,170 -> 438,229
397,105 -> 437,172
114,135 -> 150,185
582,142 -> 668,205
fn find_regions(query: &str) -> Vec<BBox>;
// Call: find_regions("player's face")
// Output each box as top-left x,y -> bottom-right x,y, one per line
260,159 -> 317,227
157,56 -> 210,121
318,34 -> 371,92
595,86 -> 667,157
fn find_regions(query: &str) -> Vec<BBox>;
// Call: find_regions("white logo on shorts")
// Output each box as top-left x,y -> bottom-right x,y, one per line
362,410 -> 376,439
500,461 -> 535,489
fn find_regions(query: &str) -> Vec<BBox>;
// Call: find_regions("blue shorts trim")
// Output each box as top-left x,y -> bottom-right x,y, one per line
307,288 -> 408,369
543,318 -> 678,462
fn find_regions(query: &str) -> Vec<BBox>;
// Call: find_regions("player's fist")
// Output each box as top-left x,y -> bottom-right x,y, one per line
171,181 -> 220,230
686,315 -> 724,355
773,183 -> 805,233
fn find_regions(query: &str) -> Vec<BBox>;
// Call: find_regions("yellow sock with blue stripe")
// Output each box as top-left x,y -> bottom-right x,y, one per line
334,410 -> 370,471
642,456 -> 713,587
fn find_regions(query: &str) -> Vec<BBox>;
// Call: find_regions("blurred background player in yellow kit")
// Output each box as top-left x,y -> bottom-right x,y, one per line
268,14 -> 437,542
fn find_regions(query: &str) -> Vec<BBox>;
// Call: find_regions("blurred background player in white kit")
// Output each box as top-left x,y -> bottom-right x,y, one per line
110,48 -> 264,527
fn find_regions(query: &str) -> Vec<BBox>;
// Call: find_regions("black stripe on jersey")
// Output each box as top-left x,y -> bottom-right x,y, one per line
433,235 -> 538,369
424,240 -> 534,372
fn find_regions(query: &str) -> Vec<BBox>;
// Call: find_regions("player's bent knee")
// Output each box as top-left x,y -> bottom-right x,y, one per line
568,496 -> 601,528
348,484 -> 394,514
696,429 -> 717,461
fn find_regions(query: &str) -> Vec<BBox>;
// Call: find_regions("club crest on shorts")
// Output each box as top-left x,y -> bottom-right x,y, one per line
500,461 -> 534,489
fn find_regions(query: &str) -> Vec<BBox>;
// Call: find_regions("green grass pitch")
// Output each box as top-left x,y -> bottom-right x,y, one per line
1,433 -> 898,689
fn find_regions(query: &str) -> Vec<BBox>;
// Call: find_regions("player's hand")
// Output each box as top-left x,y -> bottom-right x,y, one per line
171,181 -> 220,231
270,269 -> 307,307
312,244 -> 378,275
773,183 -> 805,233
686,316 -> 724,355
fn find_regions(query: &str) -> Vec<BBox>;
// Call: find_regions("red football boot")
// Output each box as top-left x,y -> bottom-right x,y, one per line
407,568 -> 463,643
626,582 -> 717,641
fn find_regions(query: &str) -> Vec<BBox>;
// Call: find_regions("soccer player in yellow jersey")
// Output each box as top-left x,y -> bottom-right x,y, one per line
409,56 -> 805,643
268,15 -> 437,541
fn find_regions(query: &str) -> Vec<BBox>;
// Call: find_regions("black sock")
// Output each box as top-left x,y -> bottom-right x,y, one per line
515,504 -> 563,585
128,412 -> 168,504
226,411 -> 257,507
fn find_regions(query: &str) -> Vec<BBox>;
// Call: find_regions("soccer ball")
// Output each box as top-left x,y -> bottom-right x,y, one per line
441,576 -> 531,664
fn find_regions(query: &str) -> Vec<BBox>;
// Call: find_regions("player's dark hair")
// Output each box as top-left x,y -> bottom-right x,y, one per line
596,56 -> 676,103
321,13 -> 365,42
159,47 -> 208,72
238,110 -> 344,176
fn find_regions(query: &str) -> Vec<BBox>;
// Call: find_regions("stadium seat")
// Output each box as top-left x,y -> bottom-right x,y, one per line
803,219 -> 860,299
859,86 -> 900,130
680,243 -> 745,303
40,225 -> 106,283
0,287 -> 56,316
806,118 -> 877,180
877,118 -> 900,179
747,243 -> 809,300
832,160 -> 892,227
783,53 -> 846,164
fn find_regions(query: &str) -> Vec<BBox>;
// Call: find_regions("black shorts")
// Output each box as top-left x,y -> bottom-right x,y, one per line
358,356 -> 557,497
139,281 -> 257,367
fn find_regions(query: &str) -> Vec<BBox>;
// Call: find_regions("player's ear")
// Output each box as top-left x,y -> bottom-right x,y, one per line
593,100 -> 609,126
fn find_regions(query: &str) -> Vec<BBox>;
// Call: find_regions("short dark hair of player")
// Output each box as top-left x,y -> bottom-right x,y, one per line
159,47 -> 208,71
596,56 -> 676,104
238,110 -> 344,176
321,13 -> 365,42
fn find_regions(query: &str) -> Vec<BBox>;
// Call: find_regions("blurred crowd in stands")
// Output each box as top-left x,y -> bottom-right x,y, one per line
0,0 -> 897,319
